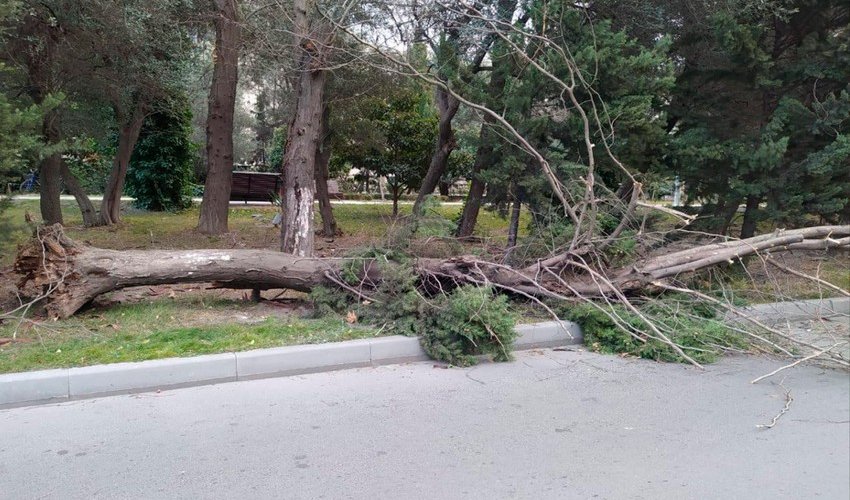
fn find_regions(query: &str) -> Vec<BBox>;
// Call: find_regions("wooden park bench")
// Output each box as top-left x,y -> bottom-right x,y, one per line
230,171 -> 282,203
229,171 -> 343,203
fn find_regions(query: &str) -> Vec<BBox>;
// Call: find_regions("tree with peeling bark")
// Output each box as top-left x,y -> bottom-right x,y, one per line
280,0 -> 344,256
198,0 -> 241,235
281,0 -> 354,256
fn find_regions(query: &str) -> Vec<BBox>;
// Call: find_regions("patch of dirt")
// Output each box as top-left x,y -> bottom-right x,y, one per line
0,267 -> 20,312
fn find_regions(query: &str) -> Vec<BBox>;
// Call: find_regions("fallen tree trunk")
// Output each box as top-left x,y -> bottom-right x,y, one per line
13,225 -> 850,319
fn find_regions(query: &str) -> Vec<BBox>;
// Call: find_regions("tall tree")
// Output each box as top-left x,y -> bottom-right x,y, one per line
456,0 -> 516,237
99,99 -> 147,225
280,0 -> 329,256
410,12 -> 463,216
1,0 -> 192,226
670,0 -> 850,235
1,2 -> 78,224
126,93 -> 196,212
198,0 -> 241,234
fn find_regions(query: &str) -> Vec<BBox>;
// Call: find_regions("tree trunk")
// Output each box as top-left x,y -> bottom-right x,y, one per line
100,103 -> 146,225
740,194 -> 761,239
15,224 -> 849,319
438,181 -> 450,197
59,161 -> 99,227
39,154 -> 63,225
507,188 -> 522,249
392,187 -> 400,217
280,0 -> 328,256
314,104 -> 337,237
38,110 -> 63,225
412,88 -> 460,215
456,27 -> 511,237
717,196 -> 742,236
457,176 -> 485,238
198,0 -> 241,235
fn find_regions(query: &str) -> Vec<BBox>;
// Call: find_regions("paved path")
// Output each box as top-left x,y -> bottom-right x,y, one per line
9,194 -> 463,206
1,349 -> 847,499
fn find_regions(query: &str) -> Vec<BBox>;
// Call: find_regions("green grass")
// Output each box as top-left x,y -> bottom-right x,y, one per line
0,296 -> 379,373
0,199 -> 523,265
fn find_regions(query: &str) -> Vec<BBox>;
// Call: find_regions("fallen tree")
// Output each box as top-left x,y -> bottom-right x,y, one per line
14,224 -> 849,320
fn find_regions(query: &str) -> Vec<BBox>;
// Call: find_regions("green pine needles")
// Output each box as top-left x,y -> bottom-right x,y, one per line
564,299 -> 748,364
309,248 -> 518,366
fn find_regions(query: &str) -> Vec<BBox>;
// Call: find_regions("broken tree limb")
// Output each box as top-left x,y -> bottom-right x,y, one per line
12,224 -> 850,319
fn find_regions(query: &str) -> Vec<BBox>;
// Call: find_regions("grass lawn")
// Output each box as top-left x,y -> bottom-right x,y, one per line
0,294 -> 379,374
0,199 -> 523,265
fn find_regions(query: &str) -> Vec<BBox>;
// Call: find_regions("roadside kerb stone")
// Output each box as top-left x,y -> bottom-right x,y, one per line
235,340 -> 372,379
68,353 -> 237,398
368,336 -> 430,365
515,320 -> 582,348
0,320 -> 583,408
0,369 -> 69,406
2,297 -> 845,408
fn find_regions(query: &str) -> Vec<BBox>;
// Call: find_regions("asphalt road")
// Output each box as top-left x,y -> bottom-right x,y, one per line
1,349 -> 848,499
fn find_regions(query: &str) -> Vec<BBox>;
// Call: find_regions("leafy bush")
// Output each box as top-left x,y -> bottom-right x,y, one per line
563,299 -> 746,364
267,126 -> 287,172
125,97 -> 197,211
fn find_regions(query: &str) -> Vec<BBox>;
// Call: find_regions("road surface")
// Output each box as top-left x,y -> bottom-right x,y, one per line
1,349 -> 848,499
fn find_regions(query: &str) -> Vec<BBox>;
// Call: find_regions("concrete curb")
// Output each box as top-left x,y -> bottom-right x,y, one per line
0,320 -> 582,408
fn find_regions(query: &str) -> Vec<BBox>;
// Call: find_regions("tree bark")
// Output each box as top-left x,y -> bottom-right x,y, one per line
100,102 -> 146,225
280,0 -> 328,256
38,110 -> 63,225
457,175 -> 485,238
717,195 -> 742,236
507,187 -> 522,249
740,194 -> 761,239
198,0 -> 241,235
59,161 -> 99,227
412,88 -> 460,215
16,224 -> 849,319
314,104 -> 338,237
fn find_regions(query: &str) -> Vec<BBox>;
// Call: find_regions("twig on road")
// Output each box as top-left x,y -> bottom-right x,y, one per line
751,342 -> 847,384
757,378 -> 793,430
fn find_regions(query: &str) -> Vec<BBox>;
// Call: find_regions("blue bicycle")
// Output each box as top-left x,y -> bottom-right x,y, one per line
19,170 -> 39,192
